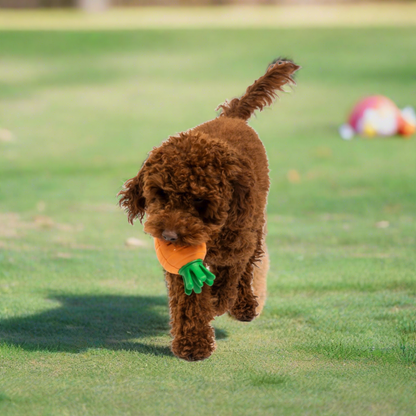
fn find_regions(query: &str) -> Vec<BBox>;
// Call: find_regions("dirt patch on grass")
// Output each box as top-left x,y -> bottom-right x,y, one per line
0,212 -> 83,239
0,213 -> 23,238
80,203 -> 118,213
125,237 -> 148,248
0,128 -> 14,143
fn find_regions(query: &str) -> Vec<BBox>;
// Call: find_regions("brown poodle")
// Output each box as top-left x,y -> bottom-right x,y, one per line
119,58 -> 300,361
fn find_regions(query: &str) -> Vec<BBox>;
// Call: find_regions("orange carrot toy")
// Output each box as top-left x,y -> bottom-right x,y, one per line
154,238 -> 215,295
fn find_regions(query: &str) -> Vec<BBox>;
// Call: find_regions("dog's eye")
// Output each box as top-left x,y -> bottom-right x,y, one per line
193,198 -> 208,215
156,189 -> 168,199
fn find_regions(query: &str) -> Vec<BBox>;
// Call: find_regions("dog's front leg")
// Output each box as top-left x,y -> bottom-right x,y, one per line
165,271 -> 216,361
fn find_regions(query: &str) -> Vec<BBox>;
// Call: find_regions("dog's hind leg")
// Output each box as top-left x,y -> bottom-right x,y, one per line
228,260 -> 259,322
252,247 -> 269,316
229,229 -> 269,321
209,264 -> 241,317
229,242 -> 269,321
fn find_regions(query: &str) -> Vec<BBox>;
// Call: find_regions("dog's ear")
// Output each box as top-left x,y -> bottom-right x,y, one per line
226,158 -> 255,229
118,166 -> 147,225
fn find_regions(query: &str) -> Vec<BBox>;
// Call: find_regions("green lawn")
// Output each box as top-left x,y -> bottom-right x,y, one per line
1,25 -> 416,416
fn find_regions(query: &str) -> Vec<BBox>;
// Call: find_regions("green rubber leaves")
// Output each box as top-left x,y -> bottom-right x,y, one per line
179,259 -> 216,296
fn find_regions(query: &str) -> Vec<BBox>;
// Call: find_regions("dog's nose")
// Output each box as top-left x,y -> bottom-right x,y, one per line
162,230 -> 178,242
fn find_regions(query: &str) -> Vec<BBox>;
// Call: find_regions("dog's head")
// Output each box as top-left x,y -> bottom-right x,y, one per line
119,131 -> 254,246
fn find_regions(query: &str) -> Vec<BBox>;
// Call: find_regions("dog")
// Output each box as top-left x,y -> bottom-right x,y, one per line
119,58 -> 300,361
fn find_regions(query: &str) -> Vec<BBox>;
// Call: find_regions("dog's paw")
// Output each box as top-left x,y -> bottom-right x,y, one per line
229,298 -> 259,322
171,332 -> 216,362
212,296 -> 234,317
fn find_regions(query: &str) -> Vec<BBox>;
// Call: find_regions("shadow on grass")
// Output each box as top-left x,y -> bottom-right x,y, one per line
0,294 -> 227,356
0,392 -> 11,402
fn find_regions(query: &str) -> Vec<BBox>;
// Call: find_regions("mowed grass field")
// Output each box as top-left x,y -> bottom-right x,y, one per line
1,22 -> 416,416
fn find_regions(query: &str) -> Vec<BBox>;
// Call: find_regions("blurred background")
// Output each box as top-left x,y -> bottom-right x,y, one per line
2,0 -> 416,9
1,1 -> 416,415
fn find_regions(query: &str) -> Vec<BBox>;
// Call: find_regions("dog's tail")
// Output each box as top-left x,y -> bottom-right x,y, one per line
217,58 -> 300,121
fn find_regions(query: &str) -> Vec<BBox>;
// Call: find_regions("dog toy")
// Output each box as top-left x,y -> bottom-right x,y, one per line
339,95 -> 416,140
154,238 -> 215,295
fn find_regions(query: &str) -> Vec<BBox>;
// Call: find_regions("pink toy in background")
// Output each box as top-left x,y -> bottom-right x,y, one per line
339,95 -> 416,140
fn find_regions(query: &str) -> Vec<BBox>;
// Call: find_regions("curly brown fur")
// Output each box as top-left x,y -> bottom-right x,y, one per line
216,58 -> 300,121
119,58 -> 300,361
166,271 -> 216,361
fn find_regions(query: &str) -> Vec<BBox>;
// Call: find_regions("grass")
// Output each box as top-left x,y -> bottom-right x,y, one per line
1,21 -> 416,416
